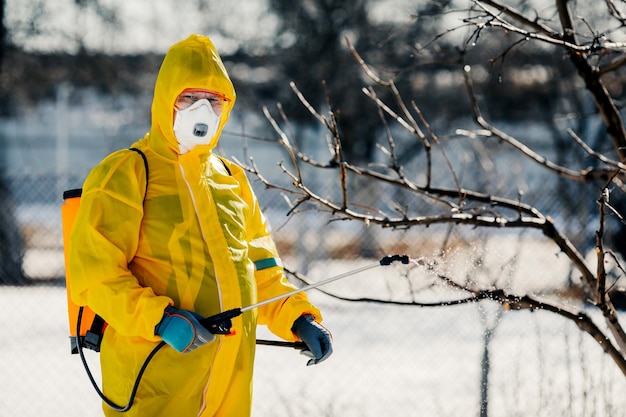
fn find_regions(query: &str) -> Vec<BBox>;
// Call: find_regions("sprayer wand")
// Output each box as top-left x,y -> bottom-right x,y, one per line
199,254 -> 409,335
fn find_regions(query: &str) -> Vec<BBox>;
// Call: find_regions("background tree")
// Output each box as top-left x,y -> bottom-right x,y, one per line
0,0 -> 26,284
0,0 -> 132,284
228,0 -> 379,162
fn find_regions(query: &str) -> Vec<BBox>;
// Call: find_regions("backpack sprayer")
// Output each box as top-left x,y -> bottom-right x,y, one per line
62,184 -> 410,411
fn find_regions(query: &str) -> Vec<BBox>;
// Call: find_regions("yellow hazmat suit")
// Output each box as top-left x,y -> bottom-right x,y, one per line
69,34 -> 322,417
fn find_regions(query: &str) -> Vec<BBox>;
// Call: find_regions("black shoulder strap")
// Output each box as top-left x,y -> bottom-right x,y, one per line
129,147 -> 149,198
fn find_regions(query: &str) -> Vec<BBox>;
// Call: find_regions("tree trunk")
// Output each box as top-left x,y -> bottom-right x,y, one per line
0,0 -> 27,285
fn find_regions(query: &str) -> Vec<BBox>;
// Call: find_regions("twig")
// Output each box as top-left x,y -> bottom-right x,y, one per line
461,65 -> 614,182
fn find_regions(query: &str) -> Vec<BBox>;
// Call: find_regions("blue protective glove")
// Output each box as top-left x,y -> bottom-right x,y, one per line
155,306 -> 215,353
291,314 -> 333,366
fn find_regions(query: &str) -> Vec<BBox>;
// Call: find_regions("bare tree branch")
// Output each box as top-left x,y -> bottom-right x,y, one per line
285,265 -> 626,375
237,0 -> 626,376
461,65 -> 622,183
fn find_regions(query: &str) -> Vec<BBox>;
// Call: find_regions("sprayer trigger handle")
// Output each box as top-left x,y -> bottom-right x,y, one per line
199,308 -> 242,335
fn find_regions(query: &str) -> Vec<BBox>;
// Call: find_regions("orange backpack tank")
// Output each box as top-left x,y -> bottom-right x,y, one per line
61,148 -> 147,354
62,188 -> 106,353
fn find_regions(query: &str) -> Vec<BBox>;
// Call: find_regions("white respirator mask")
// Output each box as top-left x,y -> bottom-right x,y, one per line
173,99 -> 220,154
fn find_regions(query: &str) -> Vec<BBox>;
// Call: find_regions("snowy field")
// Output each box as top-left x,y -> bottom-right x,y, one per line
2,258 -> 626,417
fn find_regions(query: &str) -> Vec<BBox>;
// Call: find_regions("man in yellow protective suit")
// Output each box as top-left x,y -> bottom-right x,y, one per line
68,34 -> 333,417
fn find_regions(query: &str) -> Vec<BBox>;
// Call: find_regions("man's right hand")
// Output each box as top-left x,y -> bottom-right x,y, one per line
155,306 -> 215,353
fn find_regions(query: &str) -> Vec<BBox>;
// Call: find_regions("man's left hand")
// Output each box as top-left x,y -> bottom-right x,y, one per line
291,314 -> 333,366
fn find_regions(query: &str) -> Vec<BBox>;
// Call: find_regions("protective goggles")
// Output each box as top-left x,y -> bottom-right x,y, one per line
175,89 -> 229,113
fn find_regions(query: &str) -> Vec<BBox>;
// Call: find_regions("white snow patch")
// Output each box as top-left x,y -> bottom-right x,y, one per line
3,263 -> 626,417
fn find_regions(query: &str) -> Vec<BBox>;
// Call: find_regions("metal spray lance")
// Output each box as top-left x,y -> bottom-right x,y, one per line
199,254 -> 410,335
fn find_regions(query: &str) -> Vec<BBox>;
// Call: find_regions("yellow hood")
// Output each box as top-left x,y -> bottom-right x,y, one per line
150,34 -> 236,156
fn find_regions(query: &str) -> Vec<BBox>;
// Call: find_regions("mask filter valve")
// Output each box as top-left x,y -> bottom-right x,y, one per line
193,123 -> 209,137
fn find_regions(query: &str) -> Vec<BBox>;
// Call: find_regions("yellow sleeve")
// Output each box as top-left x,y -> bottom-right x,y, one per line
68,150 -> 171,341
254,266 -> 322,341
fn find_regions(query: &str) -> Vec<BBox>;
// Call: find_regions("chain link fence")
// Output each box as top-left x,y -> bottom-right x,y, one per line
1,167 -> 626,417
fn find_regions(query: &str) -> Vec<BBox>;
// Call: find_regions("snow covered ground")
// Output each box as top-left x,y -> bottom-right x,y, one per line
2,255 -> 626,417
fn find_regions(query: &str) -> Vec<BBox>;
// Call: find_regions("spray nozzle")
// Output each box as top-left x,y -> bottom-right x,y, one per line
379,254 -> 410,265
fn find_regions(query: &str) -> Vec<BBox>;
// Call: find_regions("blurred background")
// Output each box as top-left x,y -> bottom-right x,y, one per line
1,1 -> 626,416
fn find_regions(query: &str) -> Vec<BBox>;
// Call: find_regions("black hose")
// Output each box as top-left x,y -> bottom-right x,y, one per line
76,310 -> 305,412
76,306 -> 164,412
